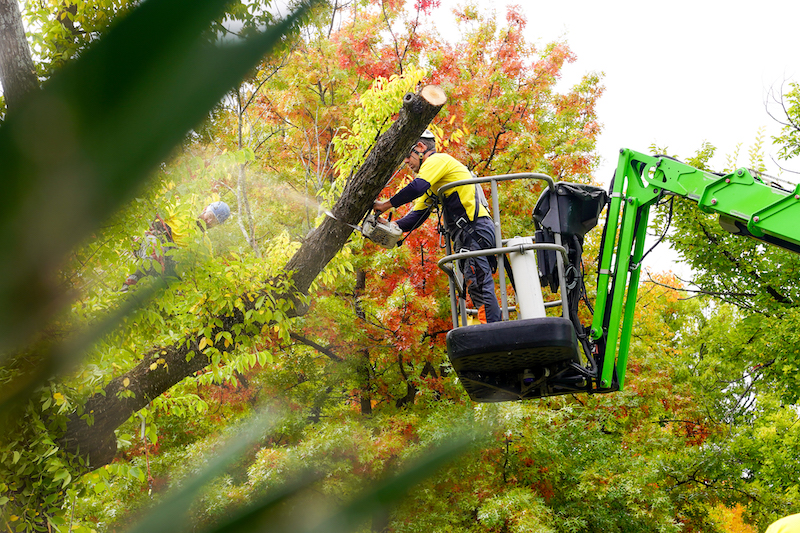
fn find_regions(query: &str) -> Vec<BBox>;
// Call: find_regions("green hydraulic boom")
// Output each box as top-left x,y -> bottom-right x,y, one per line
593,148 -> 800,392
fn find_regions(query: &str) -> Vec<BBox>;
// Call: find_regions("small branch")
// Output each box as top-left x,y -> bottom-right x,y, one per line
290,332 -> 344,362
642,270 -> 755,299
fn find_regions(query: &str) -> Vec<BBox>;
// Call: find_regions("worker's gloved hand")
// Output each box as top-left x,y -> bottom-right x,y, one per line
373,199 -> 392,215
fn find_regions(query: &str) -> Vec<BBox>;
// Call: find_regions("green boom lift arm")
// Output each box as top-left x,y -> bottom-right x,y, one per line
593,148 -> 800,391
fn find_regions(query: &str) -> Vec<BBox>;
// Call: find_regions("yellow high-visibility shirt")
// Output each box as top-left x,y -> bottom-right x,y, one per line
410,153 -> 489,224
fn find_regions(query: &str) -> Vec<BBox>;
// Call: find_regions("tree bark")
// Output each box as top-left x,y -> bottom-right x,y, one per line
0,0 -> 39,110
62,85 -> 447,469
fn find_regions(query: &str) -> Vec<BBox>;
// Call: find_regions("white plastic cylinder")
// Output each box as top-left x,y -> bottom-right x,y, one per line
506,236 -> 546,319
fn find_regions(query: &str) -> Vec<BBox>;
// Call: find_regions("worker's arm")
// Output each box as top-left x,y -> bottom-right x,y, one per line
395,207 -> 431,232
374,177 -> 431,213
389,178 -> 430,207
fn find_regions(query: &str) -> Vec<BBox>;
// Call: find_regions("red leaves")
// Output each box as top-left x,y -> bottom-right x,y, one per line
413,0 -> 441,16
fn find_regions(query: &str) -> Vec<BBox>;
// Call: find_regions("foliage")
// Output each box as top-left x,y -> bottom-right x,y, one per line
773,81 -> 800,163
20,0 -> 284,78
7,0 -> 800,532
331,66 -> 428,200
0,0 -> 320,529
646,138 -> 800,530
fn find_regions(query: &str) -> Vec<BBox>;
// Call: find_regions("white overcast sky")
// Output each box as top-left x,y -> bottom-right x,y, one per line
437,0 -> 799,182
435,0 -> 799,274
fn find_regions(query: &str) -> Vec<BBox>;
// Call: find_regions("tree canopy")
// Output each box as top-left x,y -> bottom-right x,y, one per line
1,0 -> 800,532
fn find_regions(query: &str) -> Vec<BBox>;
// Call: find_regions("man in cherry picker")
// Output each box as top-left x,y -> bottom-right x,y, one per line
373,130 -> 501,323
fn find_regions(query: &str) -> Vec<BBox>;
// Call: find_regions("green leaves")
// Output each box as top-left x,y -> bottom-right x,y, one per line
120,411 -> 475,533
0,0 -> 320,526
0,0 -> 319,357
773,82 -> 800,162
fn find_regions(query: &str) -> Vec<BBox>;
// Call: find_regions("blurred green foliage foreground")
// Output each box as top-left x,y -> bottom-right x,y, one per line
0,0 -> 473,530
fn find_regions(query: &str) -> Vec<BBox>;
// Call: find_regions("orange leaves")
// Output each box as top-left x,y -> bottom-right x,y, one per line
504,4 -> 527,30
706,504 -> 758,533
533,42 -> 576,81
424,10 -> 600,178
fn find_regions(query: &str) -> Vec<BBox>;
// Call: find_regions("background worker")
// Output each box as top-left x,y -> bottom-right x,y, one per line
373,130 -> 501,323
123,200 -> 231,289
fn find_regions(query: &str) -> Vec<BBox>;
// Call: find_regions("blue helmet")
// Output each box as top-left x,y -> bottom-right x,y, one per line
206,201 -> 230,224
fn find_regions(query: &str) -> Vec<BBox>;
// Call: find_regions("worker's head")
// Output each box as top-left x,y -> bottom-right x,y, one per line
199,201 -> 230,229
403,130 -> 436,173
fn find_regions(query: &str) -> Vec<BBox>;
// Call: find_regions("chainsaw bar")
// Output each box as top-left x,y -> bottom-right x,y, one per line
324,210 -> 362,232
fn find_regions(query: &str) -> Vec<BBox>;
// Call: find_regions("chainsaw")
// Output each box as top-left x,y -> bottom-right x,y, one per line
325,211 -> 403,249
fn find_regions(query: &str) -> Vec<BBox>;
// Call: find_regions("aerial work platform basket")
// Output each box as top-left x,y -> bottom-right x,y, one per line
437,174 -> 609,402
440,149 -> 800,402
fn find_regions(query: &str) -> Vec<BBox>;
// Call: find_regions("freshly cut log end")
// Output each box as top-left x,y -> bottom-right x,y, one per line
420,85 -> 447,106
403,85 -> 446,115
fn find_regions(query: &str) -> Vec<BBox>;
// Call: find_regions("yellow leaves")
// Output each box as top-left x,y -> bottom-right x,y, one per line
122,378 -> 130,388
756,425 -> 778,440
198,337 -> 211,350
52,392 -> 65,405
428,123 -> 444,142
431,121 -> 467,149
215,331 -> 233,348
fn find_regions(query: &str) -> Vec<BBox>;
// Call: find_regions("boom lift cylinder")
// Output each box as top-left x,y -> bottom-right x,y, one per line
505,236 -> 546,319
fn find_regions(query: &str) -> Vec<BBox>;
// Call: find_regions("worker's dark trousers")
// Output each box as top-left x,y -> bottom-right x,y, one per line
454,216 -> 502,323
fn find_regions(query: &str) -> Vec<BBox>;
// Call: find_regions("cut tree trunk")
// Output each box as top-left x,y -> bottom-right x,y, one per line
61,85 -> 447,469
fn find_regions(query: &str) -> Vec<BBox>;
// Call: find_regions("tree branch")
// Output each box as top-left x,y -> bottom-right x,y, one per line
290,332 -> 344,362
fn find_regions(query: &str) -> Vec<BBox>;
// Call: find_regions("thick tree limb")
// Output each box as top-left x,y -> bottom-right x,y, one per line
62,86 -> 447,469
285,85 -> 447,295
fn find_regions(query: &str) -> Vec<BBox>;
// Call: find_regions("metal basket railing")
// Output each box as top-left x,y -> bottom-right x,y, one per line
435,173 -> 570,328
